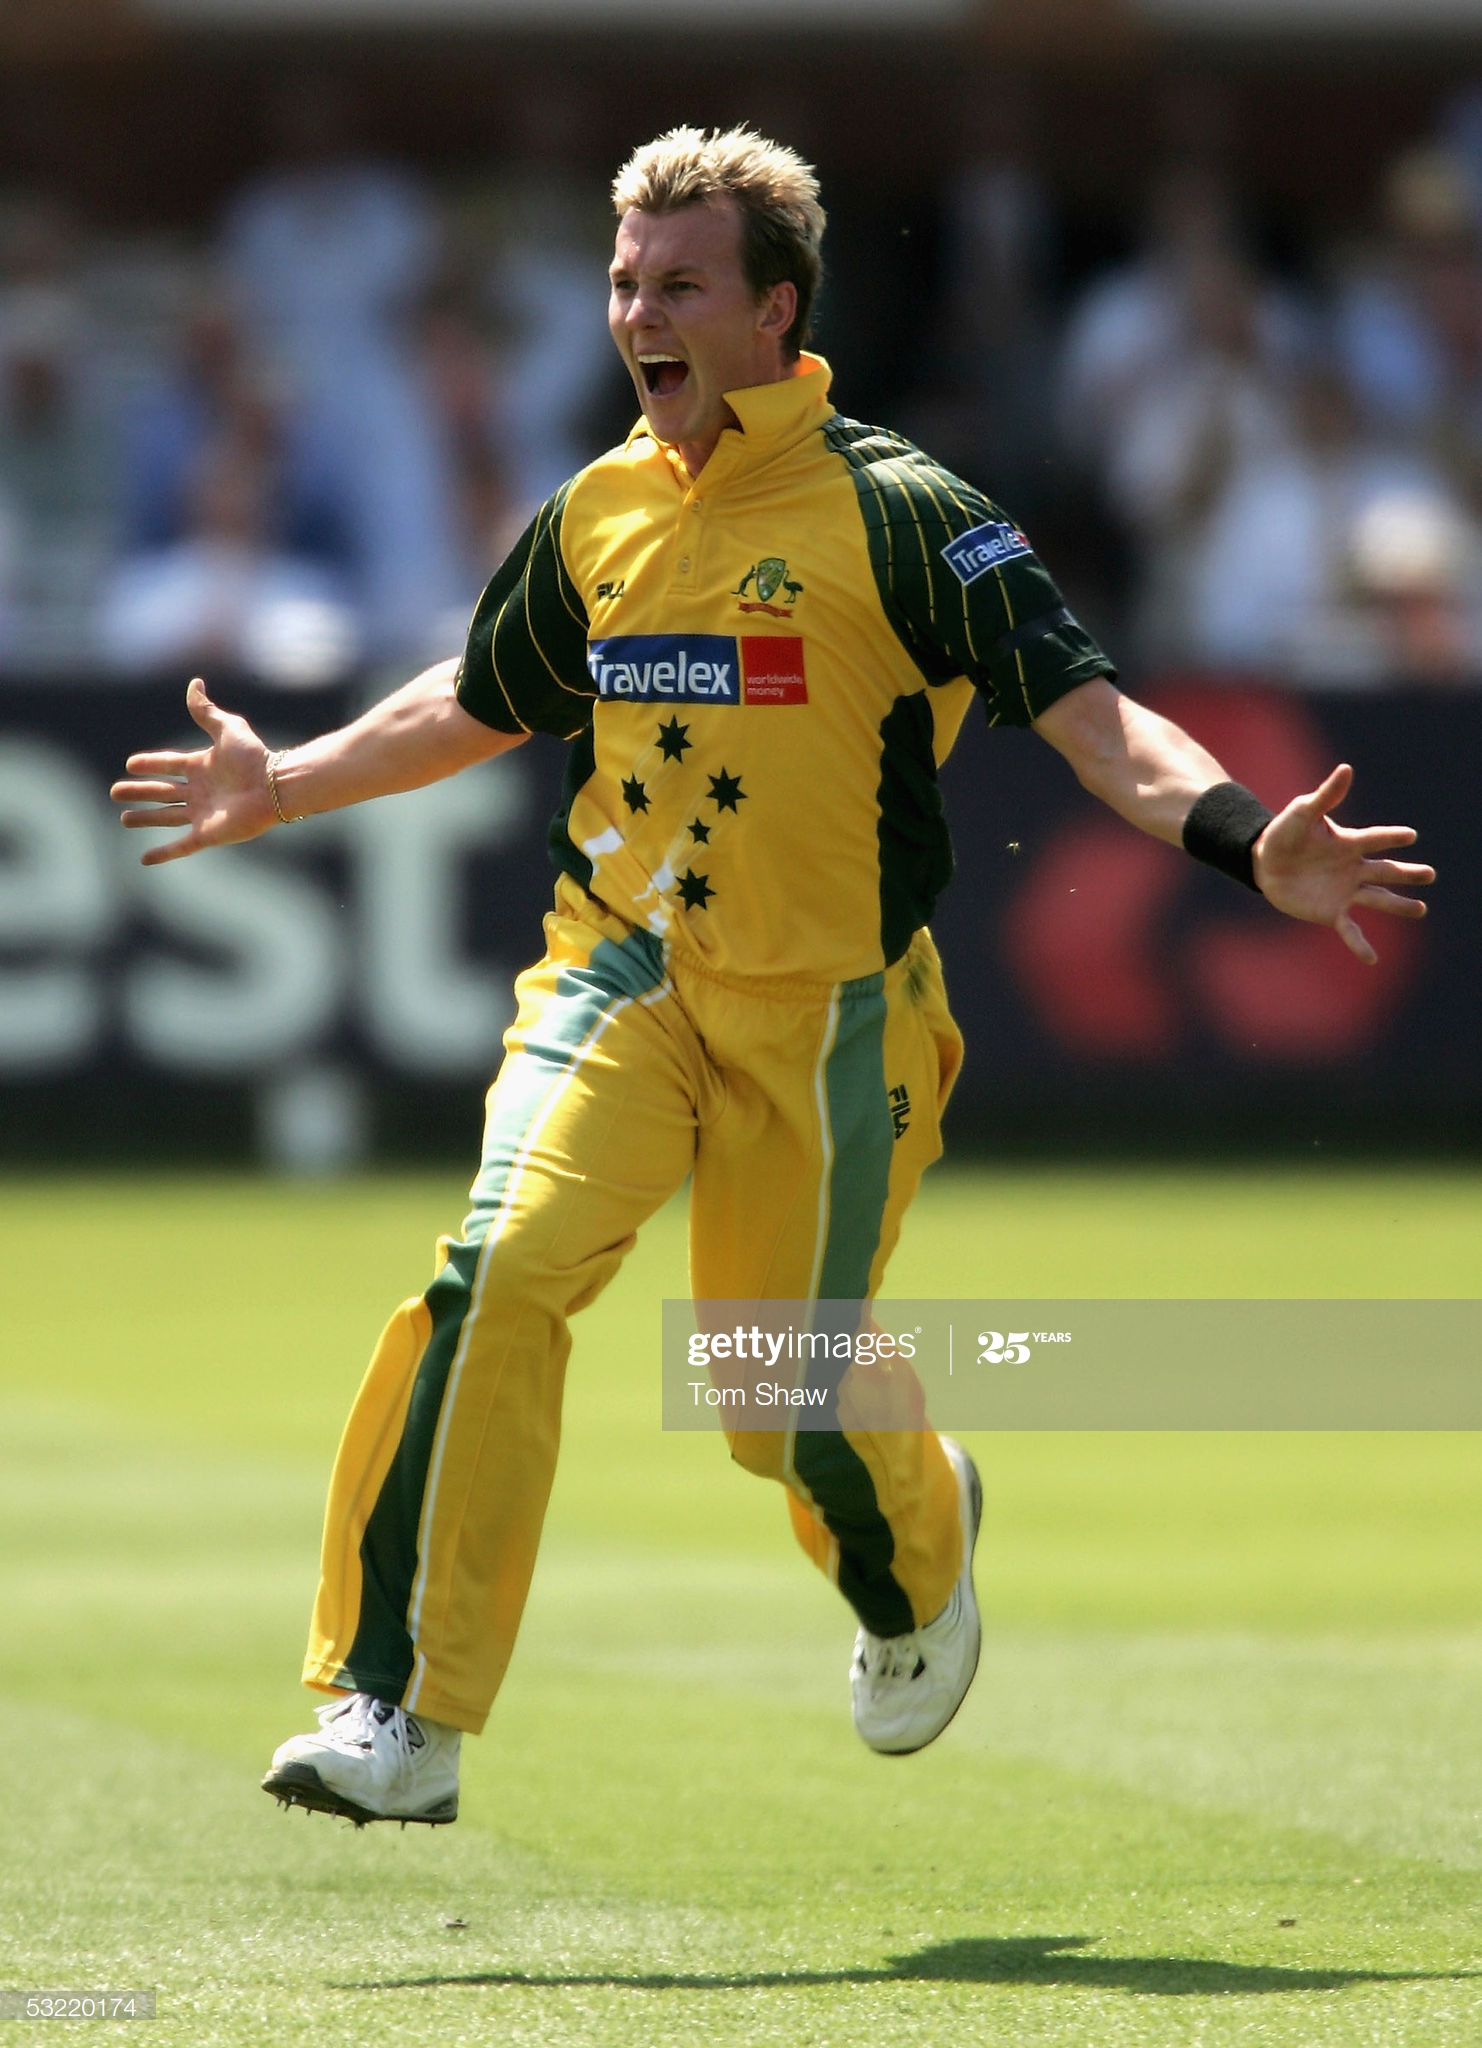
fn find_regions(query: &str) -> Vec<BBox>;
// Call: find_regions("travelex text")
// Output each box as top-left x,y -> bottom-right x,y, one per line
587,634 -> 807,705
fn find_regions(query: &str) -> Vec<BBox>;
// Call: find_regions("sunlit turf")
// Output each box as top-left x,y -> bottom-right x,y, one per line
2,1167 -> 1481,2045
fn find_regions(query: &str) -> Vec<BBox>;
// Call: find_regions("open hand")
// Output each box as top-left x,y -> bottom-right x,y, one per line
1252,763 -> 1434,964
111,678 -> 277,866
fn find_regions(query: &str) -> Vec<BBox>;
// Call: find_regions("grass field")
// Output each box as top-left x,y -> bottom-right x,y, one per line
2,1165 -> 1481,2046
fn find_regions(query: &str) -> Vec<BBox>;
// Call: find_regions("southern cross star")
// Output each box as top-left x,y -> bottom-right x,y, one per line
707,768 -> 746,813
676,869 -> 716,910
656,716 -> 692,762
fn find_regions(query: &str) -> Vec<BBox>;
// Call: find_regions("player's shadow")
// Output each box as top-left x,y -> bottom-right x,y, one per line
351,1932 -> 1479,1997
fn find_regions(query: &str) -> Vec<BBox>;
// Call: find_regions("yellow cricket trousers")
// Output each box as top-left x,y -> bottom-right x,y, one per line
303,876 -> 966,1734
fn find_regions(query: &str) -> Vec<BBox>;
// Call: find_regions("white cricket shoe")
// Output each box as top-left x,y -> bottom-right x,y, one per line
261,1692 -> 461,1826
850,1435 -> 982,1755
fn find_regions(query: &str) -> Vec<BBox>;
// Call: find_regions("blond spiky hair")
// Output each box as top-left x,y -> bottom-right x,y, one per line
611,125 -> 826,359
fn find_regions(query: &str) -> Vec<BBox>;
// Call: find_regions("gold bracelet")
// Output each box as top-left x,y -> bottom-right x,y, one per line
264,749 -> 298,826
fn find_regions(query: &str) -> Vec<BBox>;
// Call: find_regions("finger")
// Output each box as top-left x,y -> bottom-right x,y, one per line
111,778 -> 189,804
1335,910 -> 1377,965
185,676 -> 224,738
119,805 -> 189,829
1299,762 -> 1354,820
139,831 -> 203,867
1345,824 -> 1419,854
123,751 -> 195,776
1358,858 -> 1435,887
1353,886 -> 1428,918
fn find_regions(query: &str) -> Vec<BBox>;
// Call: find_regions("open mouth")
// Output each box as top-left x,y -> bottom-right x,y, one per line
639,353 -> 689,399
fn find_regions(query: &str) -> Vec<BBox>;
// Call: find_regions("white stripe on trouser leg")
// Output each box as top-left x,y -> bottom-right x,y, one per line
403,993 -> 635,1711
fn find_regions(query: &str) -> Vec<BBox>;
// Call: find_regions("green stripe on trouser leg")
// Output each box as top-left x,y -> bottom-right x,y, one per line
791,972 -> 917,1640
335,928 -> 666,1701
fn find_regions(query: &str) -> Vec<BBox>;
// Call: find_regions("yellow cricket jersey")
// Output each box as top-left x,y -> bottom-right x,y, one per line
455,354 -> 1113,984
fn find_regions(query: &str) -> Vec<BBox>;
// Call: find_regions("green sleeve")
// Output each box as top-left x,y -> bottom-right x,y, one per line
824,419 -> 1115,727
454,483 -> 595,739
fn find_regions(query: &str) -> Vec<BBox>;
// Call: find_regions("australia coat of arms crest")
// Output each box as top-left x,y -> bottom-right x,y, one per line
734,557 -> 804,616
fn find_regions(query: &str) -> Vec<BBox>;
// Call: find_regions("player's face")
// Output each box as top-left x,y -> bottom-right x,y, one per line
608,199 -> 797,471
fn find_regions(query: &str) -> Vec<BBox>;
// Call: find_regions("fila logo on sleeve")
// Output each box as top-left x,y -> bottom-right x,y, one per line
588,634 -> 807,705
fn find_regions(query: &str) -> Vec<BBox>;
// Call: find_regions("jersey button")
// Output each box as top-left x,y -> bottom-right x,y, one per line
678,555 -> 692,572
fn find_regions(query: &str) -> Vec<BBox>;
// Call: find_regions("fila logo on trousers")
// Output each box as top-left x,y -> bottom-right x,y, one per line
587,634 -> 808,705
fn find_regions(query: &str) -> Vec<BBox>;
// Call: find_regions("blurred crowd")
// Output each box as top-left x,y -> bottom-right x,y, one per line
0,77 -> 621,688
911,82 -> 1482,691
6,75 -> 1482,690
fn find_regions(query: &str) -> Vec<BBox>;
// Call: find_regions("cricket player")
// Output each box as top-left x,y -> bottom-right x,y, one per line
112,128 -> 1433,1828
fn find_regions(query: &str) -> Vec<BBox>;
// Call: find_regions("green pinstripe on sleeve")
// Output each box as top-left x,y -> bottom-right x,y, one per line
823,417 -> 1115,726
455,482 -> 594,739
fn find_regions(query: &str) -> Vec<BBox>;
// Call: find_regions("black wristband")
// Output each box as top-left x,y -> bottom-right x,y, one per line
1181,781 -> 1274,892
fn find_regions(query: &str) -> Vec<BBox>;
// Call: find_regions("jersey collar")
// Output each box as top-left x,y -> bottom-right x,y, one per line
630,353 -> 835,486
720,351 -> 834,452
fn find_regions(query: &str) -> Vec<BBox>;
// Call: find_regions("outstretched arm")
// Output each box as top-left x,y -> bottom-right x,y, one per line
111,660 -> 525,866
1032,677 -> 1434,963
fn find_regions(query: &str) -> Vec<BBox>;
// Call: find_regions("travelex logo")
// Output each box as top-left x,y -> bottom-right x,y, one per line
588,633 -> 807,706
940,519 -> 1033,586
